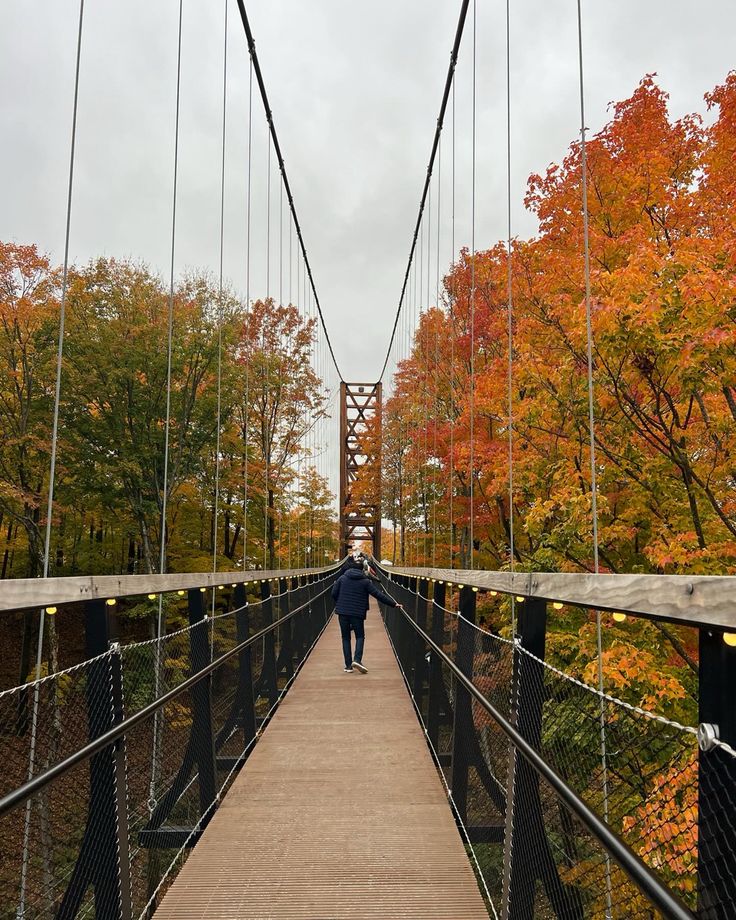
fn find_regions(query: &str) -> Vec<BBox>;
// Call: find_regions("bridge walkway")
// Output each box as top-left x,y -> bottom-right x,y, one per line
153,600 -> 489,919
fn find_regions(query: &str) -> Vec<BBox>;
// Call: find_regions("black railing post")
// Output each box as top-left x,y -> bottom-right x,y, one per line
109,640 -> 133,920
233,583 -> 256,747
261,579 -> 278,705
504,597 -> 581,920
279,576 -> 295,678
504,597 -> 546,920
428,580 -> 446,750
698,628 -> 736,920
320,572 -> 331,624
451,585 -> 476,825
412,577 -> 429,705
188,589 -> 218,818
292,576 -> 304,660
400,578 -> 418,676
57,599 -> 132,920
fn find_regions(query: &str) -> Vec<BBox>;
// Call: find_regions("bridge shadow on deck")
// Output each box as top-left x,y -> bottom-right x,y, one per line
153,599 -> 488,919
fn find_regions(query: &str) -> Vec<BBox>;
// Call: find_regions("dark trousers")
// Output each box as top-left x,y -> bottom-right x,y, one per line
338,614 -> 365,668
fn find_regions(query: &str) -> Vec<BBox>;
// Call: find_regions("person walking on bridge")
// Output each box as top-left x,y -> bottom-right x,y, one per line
331,554 -> 403,674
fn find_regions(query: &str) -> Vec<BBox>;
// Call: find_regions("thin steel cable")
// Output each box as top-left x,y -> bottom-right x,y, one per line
264,130 -> 271,570
18,5 -> 86,914
243,58 -> 253,569
279,179 -> 283,306
576,2 -> 612,914
212,0 -> 228,633
149,0 -> 184,818
450,78 -> 456,569
432,140 -> 441,569
422,196 -> 429,563
266,132 -> 271,300
505,0 -> 516,638
469,0 -> 477,570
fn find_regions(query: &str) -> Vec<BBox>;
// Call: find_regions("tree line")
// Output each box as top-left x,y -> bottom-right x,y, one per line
361,74 -> 736,580
0,249 -> 337,583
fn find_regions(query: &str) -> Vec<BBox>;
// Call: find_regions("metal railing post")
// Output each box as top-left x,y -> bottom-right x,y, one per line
233,583 -> 256,747
412,577 -> 429,707
279,576 -> 295,678
451,585 -> 476,825
261,579 -> 278,705
57,599 -> 132,920
292,576 -> 304,660
428,580 -> 446,750
698,628 -> 736,919
187,589 -> 217,818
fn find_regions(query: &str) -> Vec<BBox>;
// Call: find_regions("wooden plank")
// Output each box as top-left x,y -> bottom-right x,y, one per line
152,602 -> 489,919
383,566 -> 736,630
0,564 -> 338,613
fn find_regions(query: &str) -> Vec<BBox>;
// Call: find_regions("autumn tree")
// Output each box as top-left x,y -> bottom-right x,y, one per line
61,258 -> 228,574
235,297 -> 326,569
0,242 -> 60,577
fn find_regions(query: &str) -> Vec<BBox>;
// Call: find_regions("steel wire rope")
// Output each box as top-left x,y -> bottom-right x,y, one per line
148,0 -> 184,824
377,0 -> 472,383
421,202 -> 429,566
234,0 -> 342,381
263,130 -> 271,571
501,6 -> 519,911
576,1 -> 613,913
505,0 -> 516,637
243,57 -> 253,570
18,3 -> 86,916
277,176 -> 284,572
450,79 -> 456,569
432,140 -> 441,569
288,210 -> 294,568
211,0 -> 229,641
468,0 -> 477,571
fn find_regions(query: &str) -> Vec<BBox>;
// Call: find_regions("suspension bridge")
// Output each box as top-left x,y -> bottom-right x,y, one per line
1,0 -> 736,918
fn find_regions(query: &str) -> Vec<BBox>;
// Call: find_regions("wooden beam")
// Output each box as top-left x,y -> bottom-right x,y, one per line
0,564 -> 340,614
381,566 -> 736,630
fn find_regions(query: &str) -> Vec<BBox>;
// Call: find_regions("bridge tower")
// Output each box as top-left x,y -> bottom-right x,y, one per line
339,382 -> 382,560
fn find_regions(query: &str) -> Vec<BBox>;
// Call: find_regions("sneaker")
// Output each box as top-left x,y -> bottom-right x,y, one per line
352,661 -> 368,674
343,668 -> 353,673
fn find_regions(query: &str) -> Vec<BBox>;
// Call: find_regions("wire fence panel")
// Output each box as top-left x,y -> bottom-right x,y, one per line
378,574 -> 721,920
0,573 -> 336,920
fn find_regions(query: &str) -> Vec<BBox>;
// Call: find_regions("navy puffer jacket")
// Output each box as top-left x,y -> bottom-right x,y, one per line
331,567 -> 398,619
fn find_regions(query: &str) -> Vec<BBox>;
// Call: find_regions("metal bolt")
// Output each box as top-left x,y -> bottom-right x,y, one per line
698,723 -> 720,752
687,583 -> 694,595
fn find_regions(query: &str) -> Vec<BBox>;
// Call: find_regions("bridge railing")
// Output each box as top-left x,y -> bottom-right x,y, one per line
375,564 -> 736,920
0,564 -> 341,920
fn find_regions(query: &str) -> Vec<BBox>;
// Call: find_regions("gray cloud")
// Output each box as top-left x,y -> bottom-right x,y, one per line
1,0 -> 734,499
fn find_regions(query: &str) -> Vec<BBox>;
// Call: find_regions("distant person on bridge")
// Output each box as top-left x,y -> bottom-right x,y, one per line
331,553 -> 403,674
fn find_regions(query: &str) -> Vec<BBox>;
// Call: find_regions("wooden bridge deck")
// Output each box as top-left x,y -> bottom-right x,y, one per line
153,602 -> 489,919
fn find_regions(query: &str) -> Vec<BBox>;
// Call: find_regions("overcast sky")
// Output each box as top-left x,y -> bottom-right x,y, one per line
1,1 -> 734,383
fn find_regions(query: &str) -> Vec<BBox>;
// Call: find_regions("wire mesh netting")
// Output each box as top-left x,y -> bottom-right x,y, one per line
0,573 -> 335,920
379,574 -> 736,920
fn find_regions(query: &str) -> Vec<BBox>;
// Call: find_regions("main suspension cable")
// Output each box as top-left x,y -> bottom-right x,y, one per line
377,0 -> 472,382
234,0 -> 342,381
